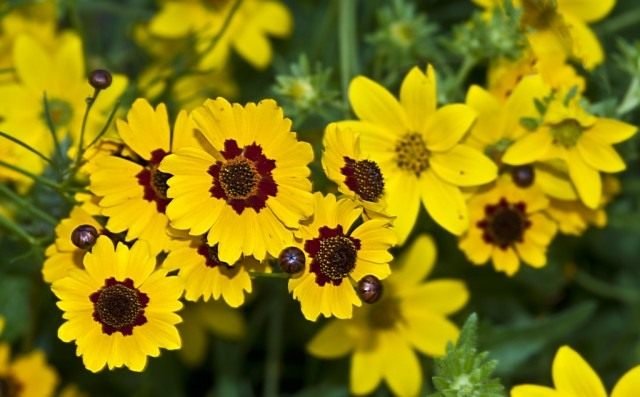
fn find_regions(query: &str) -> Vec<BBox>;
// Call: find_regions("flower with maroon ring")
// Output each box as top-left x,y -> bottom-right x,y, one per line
160,98 -> 314,264
321,123 -> 388,218
90,98 -> 199,253
459,176 -> 558,276
288,193 -> 396,321
52,236 -> 183,372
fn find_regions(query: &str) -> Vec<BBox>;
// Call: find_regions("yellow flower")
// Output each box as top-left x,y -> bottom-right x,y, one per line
0,316 -> 3,335
0,344 -> 58,397
148,0 -> 292,69
177,301 -> 246,366
52,236 -> 183,372
511,345 -> 640,397
288,193 -> 395,321
90,98 -> 197,253
307,234 -> 468,396
337,65 -> 497,242
459,176 -> 557,276
163,235 -> 266,307
321,122 -> 388,217
160,98 -> 314,264
502,92 -> 636,209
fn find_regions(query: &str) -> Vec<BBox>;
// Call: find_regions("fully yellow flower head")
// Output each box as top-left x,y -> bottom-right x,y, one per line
0,344 -> 58,397
502,86 -> 637,209
460,176 -> 557,276
52,236 -> 183,372
512,345 -> 640,397
307,234 -> 468,396
288,193 -> 395,321
160,98 -> 314,264
337,65 -> 498,243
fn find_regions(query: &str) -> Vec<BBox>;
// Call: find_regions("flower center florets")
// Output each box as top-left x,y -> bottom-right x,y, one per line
341,157 -> 385,201
395,132 -> 430,175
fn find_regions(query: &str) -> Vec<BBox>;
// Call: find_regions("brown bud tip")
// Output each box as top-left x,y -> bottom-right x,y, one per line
71,224 -> 99,250
357,275 -> 383,304
89,69 -> 112,90
278,246 -> 305,274
511,165 -> 535,188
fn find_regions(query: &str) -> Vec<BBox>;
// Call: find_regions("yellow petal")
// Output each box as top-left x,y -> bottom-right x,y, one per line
558,0 -> 615,23
552,346 -> 606,397
391,234 -> 436,285
401,311 -> 459,357
504,75 -> 551,134
385,172 -> 420,245
400,280 -> 469,315
420,171 -> 468,235
117,98 -> 170,159
400,65 -> 436,132
383,334 -> 422,397
307,320 -> 355,359
349,76 -> 409,135
351,341 -> 384,395
14,35 -> 51,92
424,104 -> 477,152
502,131 -> 553,165
576,134 -> 625,172
567,149 -> 601,209
430,145 -> 498,187
233,27 -> 272,69
587,119 -> 637,144
511,385 -> 563,397
492,248 -> 520,276
516,240 -> 547,268
611,366 -> 640,397
563,15 -> 603,70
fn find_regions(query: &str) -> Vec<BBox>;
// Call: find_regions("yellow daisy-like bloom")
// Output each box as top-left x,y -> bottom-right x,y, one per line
460,176 -> 557,276
288,193 -> 395,321
321,122 -> 388,217
160,98 -> 314,264
177,301 -> 246,366
307,234 -> 468,396
52,236 -> 183,372
502,92 -> 637,209
163,236 -> 265,307
512,345 -> 640,397
90,98 -> 197,253
148,0 -> 292,69
0,344 -> 58,397
337,65 -> 497,242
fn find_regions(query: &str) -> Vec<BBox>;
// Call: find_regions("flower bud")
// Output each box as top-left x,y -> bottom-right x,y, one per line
511,165 -> 535,188
89,69 -> 112,90
278,246 -> 305,274
71,224 -> 99,250
357,275 -> 383,304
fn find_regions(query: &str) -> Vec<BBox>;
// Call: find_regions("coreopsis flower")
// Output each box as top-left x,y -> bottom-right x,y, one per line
502,90 -> 636,209
90,98 -> 197,253
337,65 -> 497,243
512,345 -> 640,397
307,234 -> 468,396
0,344 -> 58,397
321,122 -> 388,217
459,176 -> 557,276
52,236 -> 183,372
288,193 -> 395,321
160,98 -> 314,264
148,0 -> 292,70
163,235 -> 266,307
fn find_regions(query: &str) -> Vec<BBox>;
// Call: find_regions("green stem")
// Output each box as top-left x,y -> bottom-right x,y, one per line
42,93 -> 63,164
616,77 -> 640,116
251,272 -> 289,280
73,89 -> 100,171
199,0 -> 244,60
0,184 -> 57,225
84,100 -> 121,150
0,214 -> 38,246
338,0 -> 359,115
263,291 -> 284,397
574,270 -> 639,304
0,130 -> 53,165
0,160 -> 67,193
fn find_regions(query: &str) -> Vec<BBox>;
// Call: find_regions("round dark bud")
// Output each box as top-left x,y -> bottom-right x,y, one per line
357,275 -> 383,304
278,246 -> 305,274
89,69 -> 112,90
71,224 -> 99,250
511,165 -> 535,188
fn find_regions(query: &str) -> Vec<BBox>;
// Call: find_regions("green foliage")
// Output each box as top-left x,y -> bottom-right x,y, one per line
430,314 -> 506,397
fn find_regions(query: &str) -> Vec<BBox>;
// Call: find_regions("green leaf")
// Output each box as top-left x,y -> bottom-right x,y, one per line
519,117 -> 539,131
0,275 -> 31,342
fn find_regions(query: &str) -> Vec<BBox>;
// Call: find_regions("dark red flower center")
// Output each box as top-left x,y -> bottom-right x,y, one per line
208,139 -> 277,215
136,149 -> 172,213
0,375 -> 23,397
341,157 -> 385,202
90,277 -> 149,336
305,225 -> 361,286
477,198 -> 531,249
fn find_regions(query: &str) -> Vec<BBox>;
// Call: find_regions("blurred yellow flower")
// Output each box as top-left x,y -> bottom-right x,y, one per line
337,65 -> 497,242
289,193 -> 395,321
512,345 -> 640,397
308,234 -> 468,396
0,344 -> 58,397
